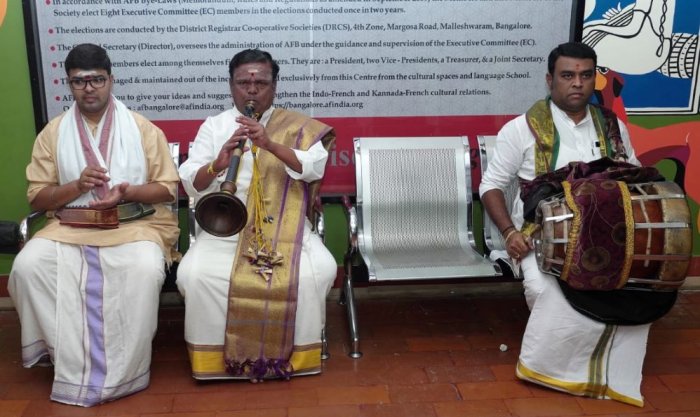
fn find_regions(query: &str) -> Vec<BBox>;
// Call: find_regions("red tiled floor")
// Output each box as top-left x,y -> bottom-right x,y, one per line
288,404 -> 360,417
142,414 -> 213,417
433,399 -> 512,417
3,290 -> 700,416
576,396 -> 654,414
216,410 -> 287,417
388,383 -> 459,403
504,397 -> 583,416
424,364 -> 496,384
316,385 -> 390,406
658,374 -> 700,392
170,392 -> 247,413
639,375 -> 671,394
643,391 -> 700,412
0,400 -> 30,417
359,403 -> 438,417
456,381 -> 533,400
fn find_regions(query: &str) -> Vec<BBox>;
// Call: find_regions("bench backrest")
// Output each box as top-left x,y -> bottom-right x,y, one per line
186,141 -> 198,245
477,135 -> 520,253
168,142 -> 180,215
354,136 -> 502,281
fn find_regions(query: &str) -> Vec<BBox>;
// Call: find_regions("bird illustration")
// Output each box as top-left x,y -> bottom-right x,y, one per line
594,66 -> 628,123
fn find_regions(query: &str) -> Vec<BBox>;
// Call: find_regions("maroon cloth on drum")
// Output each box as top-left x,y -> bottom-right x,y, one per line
521,158 -> 662,222
561,179 -> 629,290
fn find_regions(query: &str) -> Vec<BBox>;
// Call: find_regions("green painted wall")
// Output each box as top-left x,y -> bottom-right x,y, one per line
629,115 -> 700,129
0,2 -> 35,273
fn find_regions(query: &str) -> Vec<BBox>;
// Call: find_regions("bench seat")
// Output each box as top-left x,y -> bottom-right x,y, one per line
340,136 -> 503,357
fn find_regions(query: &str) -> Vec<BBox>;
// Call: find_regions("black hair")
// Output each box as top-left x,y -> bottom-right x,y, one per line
228,49 -> 279,80
547,42 -> 597,74
64,43 -> 112,75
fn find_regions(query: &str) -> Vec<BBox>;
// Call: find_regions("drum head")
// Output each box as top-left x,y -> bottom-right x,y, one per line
557,280 -> 677,325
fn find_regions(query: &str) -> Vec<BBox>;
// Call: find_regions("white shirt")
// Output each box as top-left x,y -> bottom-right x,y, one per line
178,106 -> 329,240
179,106 -> 329,204
479,101 -> 638,227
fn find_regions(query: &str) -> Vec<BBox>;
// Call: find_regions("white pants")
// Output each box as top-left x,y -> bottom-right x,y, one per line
9,238 -> 165,407
177,226 -> 337,378
517,252 -> 650,406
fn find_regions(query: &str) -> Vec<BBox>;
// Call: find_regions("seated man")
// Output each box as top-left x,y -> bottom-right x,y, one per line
177,49 -> 337,381
9,43 -> 179,407
480,42 -> 650,406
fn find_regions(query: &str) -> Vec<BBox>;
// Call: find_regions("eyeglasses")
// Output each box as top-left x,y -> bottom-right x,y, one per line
68,76 -> 108,90
233,79 -> 273,90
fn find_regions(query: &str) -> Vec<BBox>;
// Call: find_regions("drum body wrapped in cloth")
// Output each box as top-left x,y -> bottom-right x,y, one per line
521,159 -> 692,324
535,180 -> 691,291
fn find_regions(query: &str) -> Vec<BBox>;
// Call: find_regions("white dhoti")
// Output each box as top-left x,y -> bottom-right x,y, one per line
8,238 -> 165,407
177,225 -> 337,379
516,253 -> 649,407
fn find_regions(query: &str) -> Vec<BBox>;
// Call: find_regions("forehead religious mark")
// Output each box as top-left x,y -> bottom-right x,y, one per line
73,70 -> 103,78
236,64 -> 272,78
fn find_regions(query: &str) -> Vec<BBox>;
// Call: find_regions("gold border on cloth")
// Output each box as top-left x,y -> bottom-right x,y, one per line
619,182 -> 635,289
223,108 -> 335,378
187,342 -> 323,379
526,99 -> 556,175
516,360 -> 643,407
561,181 -> 581,283
518,324 -> 643,409
526,98 -> 615,177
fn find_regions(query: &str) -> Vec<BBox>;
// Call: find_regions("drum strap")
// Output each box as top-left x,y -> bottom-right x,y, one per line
54,202 -> 155,229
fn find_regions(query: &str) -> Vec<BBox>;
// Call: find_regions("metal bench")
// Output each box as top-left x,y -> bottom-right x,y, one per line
341,136 -> 503,358
477,135 -> 521,253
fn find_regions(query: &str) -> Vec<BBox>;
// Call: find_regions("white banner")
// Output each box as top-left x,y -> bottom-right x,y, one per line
36,0 -> 575,120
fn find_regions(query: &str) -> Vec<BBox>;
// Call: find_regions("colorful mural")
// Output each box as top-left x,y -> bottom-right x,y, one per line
0,0 -> 6,27
585,0 -> 700,265
584,0 -> 699,113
